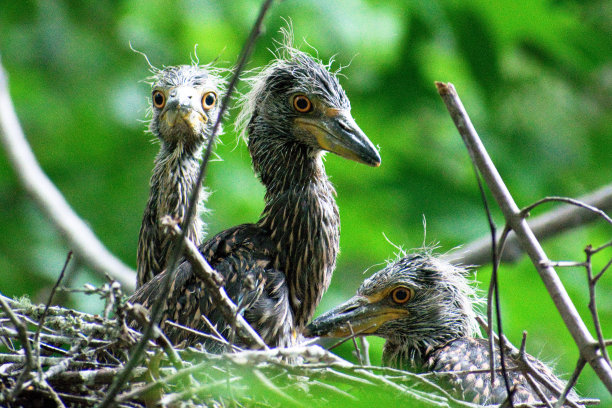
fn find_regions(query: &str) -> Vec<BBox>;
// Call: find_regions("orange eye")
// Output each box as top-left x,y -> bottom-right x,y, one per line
391,287 -> 413,304
152,90 -> 165,109
293,95 -> 312,113
202,92 -> 217,110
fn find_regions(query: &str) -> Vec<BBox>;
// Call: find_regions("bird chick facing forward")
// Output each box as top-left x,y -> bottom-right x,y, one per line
306,251 -> 580,406
137,64 -> 225,289
130,36 -> 380,350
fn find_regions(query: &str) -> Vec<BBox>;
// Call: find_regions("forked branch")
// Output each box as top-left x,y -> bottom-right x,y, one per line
436,81 -> 612,392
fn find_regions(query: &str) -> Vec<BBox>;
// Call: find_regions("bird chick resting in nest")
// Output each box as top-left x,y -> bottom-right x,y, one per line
130,33 -> 380,350
306,250 -> 580,406
136,64 -> 226,289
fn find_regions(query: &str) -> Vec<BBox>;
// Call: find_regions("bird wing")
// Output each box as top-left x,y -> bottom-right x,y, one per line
425,337 -> 578,405
129,224 -> 293,350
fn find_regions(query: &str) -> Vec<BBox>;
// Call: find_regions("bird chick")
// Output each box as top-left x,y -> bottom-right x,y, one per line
130,36 -> 380,350
136,64 -> 225,288
306,251 -> 579,406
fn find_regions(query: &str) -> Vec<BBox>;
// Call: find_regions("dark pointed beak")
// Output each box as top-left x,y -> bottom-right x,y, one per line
295,109 -> 381,167
305,295 -> 407,338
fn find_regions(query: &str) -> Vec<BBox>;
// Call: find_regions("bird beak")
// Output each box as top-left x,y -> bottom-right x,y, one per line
304,295 -> 407,338
164,86 -> 207,128
295,109 -> 381,167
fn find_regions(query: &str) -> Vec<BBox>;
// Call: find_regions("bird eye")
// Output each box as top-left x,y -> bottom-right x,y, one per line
202,92 -> 217,110
293,95 -> 312,113
391,287 -> 413,304
152,90 -> 165,109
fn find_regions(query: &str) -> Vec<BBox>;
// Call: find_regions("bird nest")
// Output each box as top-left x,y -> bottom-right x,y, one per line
0,282 -> 513,408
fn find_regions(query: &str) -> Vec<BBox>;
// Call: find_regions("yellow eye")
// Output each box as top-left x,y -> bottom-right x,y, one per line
293,95 -> 312,113
391,287 -> 413,304
202,92 -> 217,110
152,90 -> 165,109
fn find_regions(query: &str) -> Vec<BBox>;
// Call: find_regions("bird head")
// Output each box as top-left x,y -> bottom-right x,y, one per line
149,65 -> 225,149
305,252 -> 480,353
237,42 -> 381,168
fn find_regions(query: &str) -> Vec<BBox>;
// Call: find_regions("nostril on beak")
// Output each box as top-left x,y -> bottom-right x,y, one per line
338,119 -> 351,133
342,304 -> 359,314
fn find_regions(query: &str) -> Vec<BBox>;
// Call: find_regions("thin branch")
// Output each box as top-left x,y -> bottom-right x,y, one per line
163,320 -> 241,351
518,333 -> 553,408
584,246 -> 611,365
359,337 -> 371,366
34,251 -> 72,380
444,184 -> 612,266
436,81 -> 612,392
326,324 -> 376,352
521,197 -> 612,226
554,357 -> 586,408
127,304 -> 185,373
0,58 -> 135,291
97,3 -> 275,406
253,368 -> 304,407
347,322 -> 363,365
201,314 -> 242,351
477,318 -> 583,408
169,221 -> 267,349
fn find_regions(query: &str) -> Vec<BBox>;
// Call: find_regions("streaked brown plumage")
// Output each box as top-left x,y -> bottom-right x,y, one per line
136,65 -> 224,289
130,39 -> 380,350
306,251 -> 580,406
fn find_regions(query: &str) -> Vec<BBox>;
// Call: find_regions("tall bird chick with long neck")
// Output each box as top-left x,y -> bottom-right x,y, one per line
130,40 -> 380,349
306,251 -> 580,406
136,65 -> 224,288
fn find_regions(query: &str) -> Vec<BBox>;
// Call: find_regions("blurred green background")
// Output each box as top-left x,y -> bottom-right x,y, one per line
0,0 -> 610,403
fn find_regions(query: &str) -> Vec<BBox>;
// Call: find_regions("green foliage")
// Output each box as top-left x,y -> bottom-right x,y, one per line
0,0 -> 610,404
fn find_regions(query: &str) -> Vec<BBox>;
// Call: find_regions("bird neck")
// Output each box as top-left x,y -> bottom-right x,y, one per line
138,141 -> 206,283
153,141 -> 206,235
382,329 -> 474,371
253,138 -> 340,328
382,339 -> 430,371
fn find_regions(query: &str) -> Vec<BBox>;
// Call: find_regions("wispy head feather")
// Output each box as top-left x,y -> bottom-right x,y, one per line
235,25 -> 349,143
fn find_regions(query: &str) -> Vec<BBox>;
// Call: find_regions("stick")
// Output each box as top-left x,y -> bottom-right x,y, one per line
170,222 -> 267,348
436,81 -> 612,391
34,251 -> 72,380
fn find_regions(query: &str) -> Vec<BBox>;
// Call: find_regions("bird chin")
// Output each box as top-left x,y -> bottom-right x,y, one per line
161,111 -> 208,142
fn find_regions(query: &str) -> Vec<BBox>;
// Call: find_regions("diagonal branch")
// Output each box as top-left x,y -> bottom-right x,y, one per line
167,220 -> 267,349
436,81 -> 612,392
0,56 -> 136,291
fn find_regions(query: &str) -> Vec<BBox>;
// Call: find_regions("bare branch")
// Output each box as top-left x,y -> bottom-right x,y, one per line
437,81 -> 612,392
169,221 -> 268,349
359,337 -> 371,366
584,247 -> 610,365
0,57 -> 136,291
347,322 -> 363,365
444,184 -> 612,266
34,251 -> 72,380
554,357 -> 586,408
